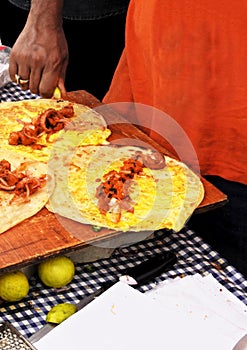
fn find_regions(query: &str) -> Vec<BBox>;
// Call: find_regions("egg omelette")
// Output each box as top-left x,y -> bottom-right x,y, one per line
46,144 -> 204,232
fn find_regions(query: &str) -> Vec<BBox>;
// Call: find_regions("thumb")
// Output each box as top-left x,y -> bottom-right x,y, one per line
57,77 -> 67,98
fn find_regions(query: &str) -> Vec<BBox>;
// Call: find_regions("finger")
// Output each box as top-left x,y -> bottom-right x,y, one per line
9,52 -> 29,88
57,78 -> 67,97
16,67 -> 31,91
28,68 -> 43,96
38,70 -> 60,98
8,57 -> 19,83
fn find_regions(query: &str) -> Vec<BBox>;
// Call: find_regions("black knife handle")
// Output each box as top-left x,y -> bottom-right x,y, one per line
123,250 -> 177,287
92,251 -> 177,295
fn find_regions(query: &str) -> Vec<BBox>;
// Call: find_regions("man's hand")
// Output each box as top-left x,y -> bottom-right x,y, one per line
9,0 -> 68,98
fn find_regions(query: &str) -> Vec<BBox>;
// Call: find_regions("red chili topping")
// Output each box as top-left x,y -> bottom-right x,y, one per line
96,155 -> 145,215
95,149 -> 166,221
8,104 -> 74,147
0,159 -> 46,203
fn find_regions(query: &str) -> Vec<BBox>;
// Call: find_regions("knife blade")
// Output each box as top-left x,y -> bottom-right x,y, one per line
29,250 -> 177,344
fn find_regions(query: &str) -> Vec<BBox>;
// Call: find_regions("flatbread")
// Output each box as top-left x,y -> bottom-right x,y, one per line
0,97 -> 111,233
0,98 -> 111,163
0,149 -> 50,234
46,145 -> 204,232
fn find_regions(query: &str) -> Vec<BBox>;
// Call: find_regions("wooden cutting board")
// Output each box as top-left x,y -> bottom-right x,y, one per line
0,91 -> 227,273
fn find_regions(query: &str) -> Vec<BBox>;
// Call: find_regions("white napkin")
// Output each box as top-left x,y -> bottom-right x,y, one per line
35,275 -> 247,350
145,273 -> 247,348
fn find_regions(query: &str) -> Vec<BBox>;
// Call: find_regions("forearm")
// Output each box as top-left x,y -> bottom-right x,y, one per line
28,0 -> 64,28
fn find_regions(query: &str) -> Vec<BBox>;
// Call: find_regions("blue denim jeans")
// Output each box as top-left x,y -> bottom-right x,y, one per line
188,176 -> 247,277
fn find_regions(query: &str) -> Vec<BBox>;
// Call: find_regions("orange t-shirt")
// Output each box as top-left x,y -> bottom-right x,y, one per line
104,0 -> 247,184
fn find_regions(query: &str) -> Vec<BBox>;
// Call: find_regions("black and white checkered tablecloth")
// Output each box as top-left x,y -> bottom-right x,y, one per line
0,81 -> 39,102
0,82 -> 247,340
1,229 -> 247,340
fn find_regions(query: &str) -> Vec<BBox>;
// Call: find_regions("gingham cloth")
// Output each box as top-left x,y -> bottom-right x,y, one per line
1,229 -> 247,340
0,83 -> 247,340
0,81 -> 39,102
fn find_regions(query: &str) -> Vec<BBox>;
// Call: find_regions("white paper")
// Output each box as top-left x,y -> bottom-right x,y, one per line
146,274 -> 247,348
35,278 -> 247,350
146,274 -> 247,329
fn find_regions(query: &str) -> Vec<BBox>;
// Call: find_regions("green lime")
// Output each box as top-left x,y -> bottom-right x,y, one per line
38,256 -> 75,288
0,271 -> 29,302
46,303 -> 77,324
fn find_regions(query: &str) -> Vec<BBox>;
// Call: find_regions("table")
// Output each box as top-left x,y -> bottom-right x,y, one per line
0,228 -> 247,340
0,83 -> 246,342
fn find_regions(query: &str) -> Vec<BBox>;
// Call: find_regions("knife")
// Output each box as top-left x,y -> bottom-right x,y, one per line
29,250 -> 177,344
